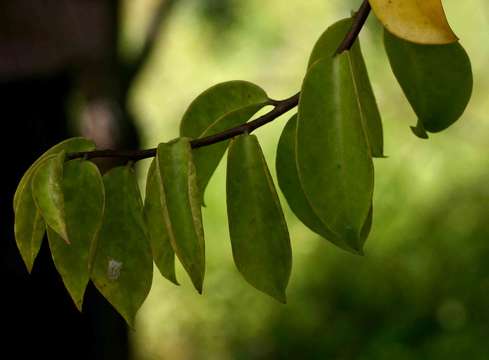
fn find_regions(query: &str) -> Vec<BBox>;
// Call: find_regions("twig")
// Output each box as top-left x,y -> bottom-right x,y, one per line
68,0 -> 371,162
335,0 -> 371,55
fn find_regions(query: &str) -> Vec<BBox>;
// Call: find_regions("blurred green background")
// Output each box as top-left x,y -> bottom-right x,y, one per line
121,1 -> 489,358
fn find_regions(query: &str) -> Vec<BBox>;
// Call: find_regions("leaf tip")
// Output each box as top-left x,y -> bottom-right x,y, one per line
343,244 -> 365,256
25,262 -> 34,274
167,276 -> 179,286
410,120 -> 429,139
191,276 -> 204,294
125,317 -> 136,330
74,299 -> 84,313
60,230 -> 71,245
274,291 -> 287,304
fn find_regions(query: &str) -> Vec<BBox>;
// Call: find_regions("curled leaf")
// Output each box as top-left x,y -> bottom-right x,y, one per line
14,137 -> 95,211
157,138 -> 205,293
13,137 -> 95,272
31,152 -> 68,242
143,159 -> 178,285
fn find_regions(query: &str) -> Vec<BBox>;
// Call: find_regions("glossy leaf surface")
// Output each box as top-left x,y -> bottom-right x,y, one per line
227,134 -> 291,303
143,159 -> 177,284
276,115 -> 362,253
369,0 -> 458,44
92,166 -> 153,326
297,55 -> 374,251
309,18 -> 384,157
47,160 -> 105,310
180,81 -> 269,200
157,139 -> 205,293
14,137 -> 95,272
384,30 -> 472,135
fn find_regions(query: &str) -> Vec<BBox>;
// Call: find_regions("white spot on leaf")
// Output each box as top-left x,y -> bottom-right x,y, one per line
107,258 -> 123,281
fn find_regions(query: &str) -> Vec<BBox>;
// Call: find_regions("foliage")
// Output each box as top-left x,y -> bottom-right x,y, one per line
13,0 -> 474,324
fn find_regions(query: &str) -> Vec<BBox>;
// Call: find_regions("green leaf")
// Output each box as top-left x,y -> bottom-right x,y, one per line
47,159 -> 105,310
13,137 -> 95,272
143,159 -> 178,285
31,152 -> 69,242
91,166 -> 153,326
349,37 -> 385,158
411,119 -> 429,139
384,30 -> 473,135
14,137 -> 95,211
309,18 -> 384,157
276,115 -> 363,254
13,195 -> 45,274
180,81 -> 269,201
308,18 -> 354,66
361,206 -> 374,243
227,134 -> 291,303
297,55 -> 374,252
157,138 -> 205,293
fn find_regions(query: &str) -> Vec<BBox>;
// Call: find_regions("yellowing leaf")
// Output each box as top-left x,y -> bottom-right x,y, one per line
369,0 -> 458,44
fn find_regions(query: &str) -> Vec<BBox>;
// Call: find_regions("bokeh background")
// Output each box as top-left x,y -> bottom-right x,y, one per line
124,0 -> 489,359
2,0 -> 488,359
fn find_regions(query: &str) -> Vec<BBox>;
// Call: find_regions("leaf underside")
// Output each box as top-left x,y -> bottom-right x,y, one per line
384,30 -> 473,137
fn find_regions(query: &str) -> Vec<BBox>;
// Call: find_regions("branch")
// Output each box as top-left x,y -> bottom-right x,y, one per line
68,0 -> 371,162
123,0 -> 179,89
335,0 -> 371,55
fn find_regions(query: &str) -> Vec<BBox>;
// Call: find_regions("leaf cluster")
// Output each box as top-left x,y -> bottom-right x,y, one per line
13,1 -> 474,324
